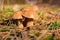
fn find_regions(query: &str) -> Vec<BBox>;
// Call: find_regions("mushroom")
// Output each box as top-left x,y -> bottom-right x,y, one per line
12,11 -> 24,31
22,10 -> 39,29
31,5 -> 39,11
21,6 -> 32,12
21,5 -> 39,12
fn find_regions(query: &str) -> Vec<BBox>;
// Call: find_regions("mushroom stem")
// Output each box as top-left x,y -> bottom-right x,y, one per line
26,20 -> 34,29
27,21 -> 34,27
17,20 -> 24,31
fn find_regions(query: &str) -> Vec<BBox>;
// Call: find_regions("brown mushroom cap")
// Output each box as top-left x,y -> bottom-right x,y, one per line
12,11 -> 23,19
21,5 -> 39,20
22,11 -> 39,20
21,5 -> 38,12
31,5 -> 39,11
21,6 -> 32,12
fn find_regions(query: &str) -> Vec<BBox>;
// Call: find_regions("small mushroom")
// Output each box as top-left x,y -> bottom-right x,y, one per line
12,11 -> 24,31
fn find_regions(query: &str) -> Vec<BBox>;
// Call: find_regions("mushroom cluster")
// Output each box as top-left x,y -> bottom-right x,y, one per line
12,5 -> 39,31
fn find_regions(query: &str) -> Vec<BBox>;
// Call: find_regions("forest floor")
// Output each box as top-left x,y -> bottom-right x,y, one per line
0,4 -> 60,40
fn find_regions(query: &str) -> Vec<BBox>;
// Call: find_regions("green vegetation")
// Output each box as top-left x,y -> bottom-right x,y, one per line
49,21 -> 60,30
44,35 -> 53,40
